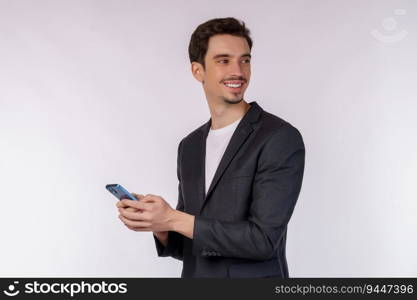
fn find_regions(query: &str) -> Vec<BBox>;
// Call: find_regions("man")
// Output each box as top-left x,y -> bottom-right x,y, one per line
117,17 -> 305,278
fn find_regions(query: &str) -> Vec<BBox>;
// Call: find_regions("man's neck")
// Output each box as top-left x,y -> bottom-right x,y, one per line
208,100 -> 251,130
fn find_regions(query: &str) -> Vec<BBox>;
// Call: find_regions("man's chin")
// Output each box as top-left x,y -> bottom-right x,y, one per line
223,97 -> 243,105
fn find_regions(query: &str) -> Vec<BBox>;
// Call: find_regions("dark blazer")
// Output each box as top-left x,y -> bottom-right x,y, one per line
153,101 -> 305,278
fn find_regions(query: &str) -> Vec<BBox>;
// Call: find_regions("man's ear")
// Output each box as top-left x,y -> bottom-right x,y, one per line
191,62 -> 205,83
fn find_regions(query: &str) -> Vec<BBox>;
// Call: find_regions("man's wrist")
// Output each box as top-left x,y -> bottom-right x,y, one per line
169,209 -> 195,239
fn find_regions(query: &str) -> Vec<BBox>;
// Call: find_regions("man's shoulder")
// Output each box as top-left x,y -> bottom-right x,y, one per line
256,109 -> 303,143
260,109 -> 291,130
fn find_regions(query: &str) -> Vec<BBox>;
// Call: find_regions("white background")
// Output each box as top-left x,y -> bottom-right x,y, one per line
0,0 -> 416,277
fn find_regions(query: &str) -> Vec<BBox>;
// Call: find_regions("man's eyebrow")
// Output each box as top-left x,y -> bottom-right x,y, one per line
212,53 -> 252,60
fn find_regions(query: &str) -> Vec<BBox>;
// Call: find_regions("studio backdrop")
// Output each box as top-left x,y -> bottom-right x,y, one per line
0,0 -> 416,277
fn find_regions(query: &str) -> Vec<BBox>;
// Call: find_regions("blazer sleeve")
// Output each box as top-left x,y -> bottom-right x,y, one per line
153,139 -> 185,261
192,124 -> 305,261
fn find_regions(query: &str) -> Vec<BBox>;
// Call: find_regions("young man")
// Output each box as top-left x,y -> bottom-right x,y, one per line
117,17 -> 305,278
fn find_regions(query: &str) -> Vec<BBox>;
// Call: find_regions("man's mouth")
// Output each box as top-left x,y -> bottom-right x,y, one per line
223,80 -> 244,90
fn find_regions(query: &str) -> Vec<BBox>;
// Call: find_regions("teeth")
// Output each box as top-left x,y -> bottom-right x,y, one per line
225,83 -> 242,88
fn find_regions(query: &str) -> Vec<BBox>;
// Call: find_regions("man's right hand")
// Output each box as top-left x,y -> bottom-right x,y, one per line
130,193 -> 169,247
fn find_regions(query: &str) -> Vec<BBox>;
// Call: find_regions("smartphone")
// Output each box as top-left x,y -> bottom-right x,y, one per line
105,184 -> 138,201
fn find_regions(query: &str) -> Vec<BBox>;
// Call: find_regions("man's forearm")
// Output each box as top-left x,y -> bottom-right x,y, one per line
169,209 -> 195,239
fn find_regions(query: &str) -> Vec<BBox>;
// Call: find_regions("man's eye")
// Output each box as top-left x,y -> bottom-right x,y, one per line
217,59 -> 250,64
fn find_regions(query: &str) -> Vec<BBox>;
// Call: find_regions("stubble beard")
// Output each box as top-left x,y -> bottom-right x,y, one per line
222,96 -> 243,105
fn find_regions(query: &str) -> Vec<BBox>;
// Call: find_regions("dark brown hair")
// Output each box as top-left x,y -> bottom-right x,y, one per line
188,17 -> 253,68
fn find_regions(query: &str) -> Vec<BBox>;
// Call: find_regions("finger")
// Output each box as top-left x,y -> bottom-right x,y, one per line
119,207 -> 147,216
119,199 -> 141,209
142,195 -> 159,203
119,214 -> 151,228
143,194 -> 159,200
118,205 -> 140,212
132,193 -> 145,200
125,224 -> 150,232
119,209 -> 149,221
123,199 -> 153,211
116,200 -> 132,208
125,206 -> 139,212
117,199 -> 143,210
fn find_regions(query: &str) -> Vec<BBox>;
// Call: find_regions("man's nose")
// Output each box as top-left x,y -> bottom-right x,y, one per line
228,61 -> 244,77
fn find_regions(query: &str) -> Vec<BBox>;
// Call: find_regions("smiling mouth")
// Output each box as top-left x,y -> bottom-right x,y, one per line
224,82 -> 242,88
223,81 -> 244,90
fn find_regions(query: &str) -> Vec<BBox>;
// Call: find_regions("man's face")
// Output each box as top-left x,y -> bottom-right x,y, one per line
192,34 -> 251,105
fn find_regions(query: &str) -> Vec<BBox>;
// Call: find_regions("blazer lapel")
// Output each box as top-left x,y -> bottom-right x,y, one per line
195,101 -> 263,214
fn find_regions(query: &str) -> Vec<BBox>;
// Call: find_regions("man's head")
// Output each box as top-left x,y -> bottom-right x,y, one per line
189,17 -> 252,105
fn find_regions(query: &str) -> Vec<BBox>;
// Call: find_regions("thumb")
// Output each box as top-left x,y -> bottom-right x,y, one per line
132,193 -> 145,201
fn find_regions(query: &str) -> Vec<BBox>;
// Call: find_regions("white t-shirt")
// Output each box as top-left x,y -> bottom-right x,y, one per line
205,116 -> 243,196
